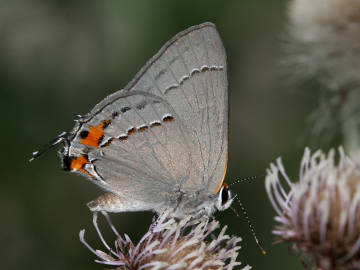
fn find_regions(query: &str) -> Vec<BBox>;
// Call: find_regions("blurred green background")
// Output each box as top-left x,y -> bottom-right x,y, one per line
1,0 -> 320,269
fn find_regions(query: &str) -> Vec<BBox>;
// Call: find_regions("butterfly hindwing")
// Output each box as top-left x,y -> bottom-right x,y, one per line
64,91 -> 196,204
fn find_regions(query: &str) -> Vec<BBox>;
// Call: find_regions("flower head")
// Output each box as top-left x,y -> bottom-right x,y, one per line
80,211 -> 251,270
284,0 -> 360,149
266,147 -> 360,269
286,0 -> 360,90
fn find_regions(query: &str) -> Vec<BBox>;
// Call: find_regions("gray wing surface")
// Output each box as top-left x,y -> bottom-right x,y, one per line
69,91 -> 193,204
123,22 -> 228,194
69,22 -> 228,205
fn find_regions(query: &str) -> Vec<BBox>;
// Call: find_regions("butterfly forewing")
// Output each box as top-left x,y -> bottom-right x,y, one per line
124,22 -> 228,193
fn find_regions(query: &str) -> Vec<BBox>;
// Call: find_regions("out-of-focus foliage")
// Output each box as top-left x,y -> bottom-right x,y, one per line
285,0 -> 360,151
1,0 -> 315,269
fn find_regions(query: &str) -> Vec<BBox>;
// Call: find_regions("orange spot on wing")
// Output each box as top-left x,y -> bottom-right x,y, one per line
138,126 -> 148,132
128,127 -> 136,135
119,135 -> 128,141
80,120 -> 109,147
150,122 -> 161,127
70,155 -> 88,174
163,115 -> 174,122
102,119 -> 111,128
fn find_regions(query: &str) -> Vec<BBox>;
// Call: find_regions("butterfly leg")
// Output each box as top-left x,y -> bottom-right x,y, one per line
149,213 -> 161,233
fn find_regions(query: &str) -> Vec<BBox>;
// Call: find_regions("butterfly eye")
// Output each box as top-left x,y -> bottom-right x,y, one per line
221,185 -> 229,205
216,184 -> 233,211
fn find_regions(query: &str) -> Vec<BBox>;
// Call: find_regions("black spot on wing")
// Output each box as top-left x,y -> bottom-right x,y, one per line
97,135 -> 104,146
100,138 -> 113,147
112,111 -> 119,119
62,155 -> 74,171
121,106 -> 131,113
163,115 -> 174,122
136,100 -> 147,110
102,120 -> 111,129
79,130 -> 89,139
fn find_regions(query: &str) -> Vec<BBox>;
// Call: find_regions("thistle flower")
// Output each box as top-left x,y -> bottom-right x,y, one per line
284,0 -> 360,150
80,211 -> 251,270
266,147 -> 360,269
286,0 -> 360,90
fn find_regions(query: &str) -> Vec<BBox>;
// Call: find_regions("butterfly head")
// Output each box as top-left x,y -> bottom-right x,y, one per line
215,183 -> 233,211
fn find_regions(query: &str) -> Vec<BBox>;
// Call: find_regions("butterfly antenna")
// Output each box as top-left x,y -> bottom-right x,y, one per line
230,175 -> 265,187
233,196 -> 266,255
29,131 -> 68,162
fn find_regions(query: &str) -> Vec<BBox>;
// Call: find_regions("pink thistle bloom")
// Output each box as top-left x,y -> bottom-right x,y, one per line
266,147 -> 360,269
80,211 -> 251,270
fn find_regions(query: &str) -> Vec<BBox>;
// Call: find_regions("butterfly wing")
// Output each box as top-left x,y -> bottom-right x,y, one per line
124,22 -> 228,194
61,22 -> 228,208
62,90 -> 193,204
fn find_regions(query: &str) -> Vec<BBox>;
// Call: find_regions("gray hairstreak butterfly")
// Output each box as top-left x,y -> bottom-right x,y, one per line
31,22 -> 232,220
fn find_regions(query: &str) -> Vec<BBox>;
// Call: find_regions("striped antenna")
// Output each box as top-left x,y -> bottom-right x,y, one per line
230,175 -> 265,187
29,131 -> 68,162
231,195 -> 266,255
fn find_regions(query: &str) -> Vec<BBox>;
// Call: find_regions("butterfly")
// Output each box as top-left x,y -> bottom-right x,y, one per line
31,22 -> 232,220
